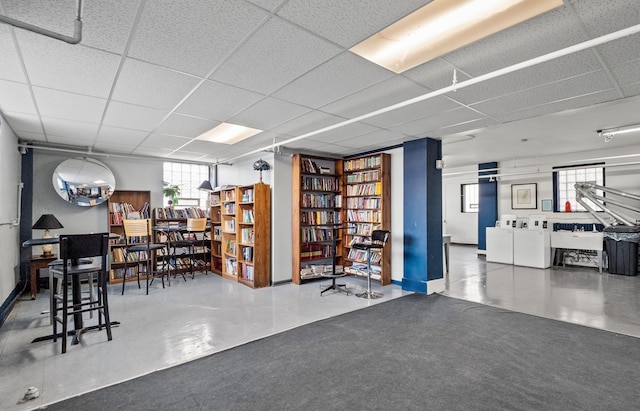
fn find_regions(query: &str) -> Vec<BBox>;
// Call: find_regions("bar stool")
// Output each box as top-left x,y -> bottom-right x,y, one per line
352,230 -> 389,299
122,219 -> 169,294
50,233 -> 112,353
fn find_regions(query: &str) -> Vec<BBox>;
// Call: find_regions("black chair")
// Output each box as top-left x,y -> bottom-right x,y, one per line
50,233 -> 112,353
352,230 -> 390,299
122,218 -> 169,294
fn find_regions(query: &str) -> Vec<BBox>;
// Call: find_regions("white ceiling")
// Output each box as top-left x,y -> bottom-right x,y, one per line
1,0 -> 640,168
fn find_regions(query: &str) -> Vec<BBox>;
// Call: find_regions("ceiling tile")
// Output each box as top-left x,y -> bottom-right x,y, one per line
155,113 -> 219,139
12,130 -> 47,142
102,101 -> 168,131
389,107 -> 485,137
245,0 -> 282,12
304,121 -> 380,144
360,96 -> 461,128
572,0 -> 640,38
594,33 -> 640,68
229,97 -> 310,130
0,80 -> 37,114
497,89 -> 620,123
2,111 -> 44,134
320,76 -> 431,120
32,87 -> 106,123
15,31 -> 121,98
92,142 -> 138,154
444,6 -> 586,77
277,0 -> 427,47
403,58 -> 471,92
127,0 -> 268,76
450,50 -> 603,106
130,146 -> 174,157
211,17 -> 341,95
472,71 -> 613,116
95,125 -> 149,147
621,82 -> 640,97
332,129 -> 409,147
137,133 -> 191,151
0,25 -> 26,82
273,52 -> 394,108
610,59 -> 640,87
112,59 -> 202,110
40,117 -> 99,141
270,110 -> 346,137
176,80 -> 264,122
428,117 -> 501,138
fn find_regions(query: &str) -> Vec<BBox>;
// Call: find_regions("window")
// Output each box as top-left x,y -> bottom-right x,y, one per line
163,162 -> 210,209
461,183 -> 479,213
553,164 -> 605,212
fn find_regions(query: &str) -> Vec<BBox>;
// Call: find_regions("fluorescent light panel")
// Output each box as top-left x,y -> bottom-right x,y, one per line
350,0 -> 563,73
599,124 -> 640,137
197,123 -> 262,144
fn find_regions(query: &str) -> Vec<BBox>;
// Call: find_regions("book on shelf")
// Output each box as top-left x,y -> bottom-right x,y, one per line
241,189 -> 254,202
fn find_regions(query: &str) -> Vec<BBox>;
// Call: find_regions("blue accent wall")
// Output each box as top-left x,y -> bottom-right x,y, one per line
478,162 -> 498,251
403,138 -> 442,293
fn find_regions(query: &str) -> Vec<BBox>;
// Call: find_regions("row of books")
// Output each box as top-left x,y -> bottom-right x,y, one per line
240,228 -> 255,245
301,193 -> 342,208
345,169 -> 380,183
301,228 -> 335,242
225,257 -> 237,275
225,239 -> 236,254
300,243 -> 332,260
349,223 -> 381,236
346,182 -> 382,196
346,197 -> 380,209
346,209 -> 381,223
301,210 -> 341,225
242,209 -> 254,223
240,189 -> 254,202
301,158 -> 332,175
344,155 -> 381,171
110,248 -> 148,263
224,218 -> 236,232
153,207 -> 206,220
240,264 -> 254,281
301,176 -> 340,191
347,249 -> 382,265
241,246 -> 253,262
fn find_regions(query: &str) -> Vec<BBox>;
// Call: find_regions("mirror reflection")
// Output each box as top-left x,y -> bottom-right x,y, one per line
52,157 -> 116,206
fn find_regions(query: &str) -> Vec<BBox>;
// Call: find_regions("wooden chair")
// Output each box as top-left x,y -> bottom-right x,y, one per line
121,218 -> 168,295
50,233 -> 112,353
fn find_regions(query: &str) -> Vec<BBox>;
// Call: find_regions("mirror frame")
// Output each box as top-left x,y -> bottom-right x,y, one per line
52,157 -> 116,206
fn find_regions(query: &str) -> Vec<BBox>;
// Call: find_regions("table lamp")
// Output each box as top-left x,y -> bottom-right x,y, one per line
32,214 -> 63,257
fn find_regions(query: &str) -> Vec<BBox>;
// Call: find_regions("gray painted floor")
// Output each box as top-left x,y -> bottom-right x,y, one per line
1,244 -> 639,410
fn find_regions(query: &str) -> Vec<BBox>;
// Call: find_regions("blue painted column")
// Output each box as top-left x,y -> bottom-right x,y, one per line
402,138 -> 443,293
477,162 -> 498,252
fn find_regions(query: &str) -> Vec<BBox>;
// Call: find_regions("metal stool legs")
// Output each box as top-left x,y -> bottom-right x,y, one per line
356,248 -> 383,299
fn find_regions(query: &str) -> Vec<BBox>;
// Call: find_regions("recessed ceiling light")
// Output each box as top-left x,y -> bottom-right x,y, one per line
197,123 -> 262,145
350,0 -> 563,73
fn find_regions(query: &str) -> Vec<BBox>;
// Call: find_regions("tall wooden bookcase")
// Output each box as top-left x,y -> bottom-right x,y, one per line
220,186 -> 238,281
209,190 -> 223,275
237,183 -> 271,288
216,183 -> 271,288
107,190 -> 151,284
292,154 -> 344,284
342,153 -> 391,285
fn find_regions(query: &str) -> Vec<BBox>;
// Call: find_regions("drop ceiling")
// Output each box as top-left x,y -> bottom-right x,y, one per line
1,0 -> 639,168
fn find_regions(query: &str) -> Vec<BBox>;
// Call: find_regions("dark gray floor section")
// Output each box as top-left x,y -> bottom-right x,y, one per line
41,294 -> 640,411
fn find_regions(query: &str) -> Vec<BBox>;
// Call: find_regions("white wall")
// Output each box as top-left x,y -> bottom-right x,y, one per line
0,115 -> 21,306
442,164 -> 478,244
443,145 -> 640,246
31,152 -> 163,256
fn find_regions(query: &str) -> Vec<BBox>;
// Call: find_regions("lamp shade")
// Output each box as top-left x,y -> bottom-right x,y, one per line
197,180 -> 213,191
32,214 -> 64,230
252,159 -> 270,171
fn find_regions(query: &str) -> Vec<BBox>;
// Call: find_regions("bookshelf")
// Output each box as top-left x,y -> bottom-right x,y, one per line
292,154 -> 344,284
236,183 -> 271,288
152,207 -> 210,277
342,153 -> 391,285
209,190 -> 222,274
107,190 -> 151,284
220,186 -> 238,281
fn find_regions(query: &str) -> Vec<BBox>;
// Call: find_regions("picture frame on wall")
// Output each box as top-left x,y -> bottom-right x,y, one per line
541,199 -> 553,212
511,183 -> 537,209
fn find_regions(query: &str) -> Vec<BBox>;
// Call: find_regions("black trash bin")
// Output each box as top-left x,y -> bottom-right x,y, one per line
603,225 -> 640,276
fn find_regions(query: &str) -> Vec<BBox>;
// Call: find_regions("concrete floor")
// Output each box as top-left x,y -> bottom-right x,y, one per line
1,244 -> 639,410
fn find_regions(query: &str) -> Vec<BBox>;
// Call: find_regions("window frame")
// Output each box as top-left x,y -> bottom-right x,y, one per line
162,162 -> 211,209
552,163 -> 605,213
461,183 -> 479,213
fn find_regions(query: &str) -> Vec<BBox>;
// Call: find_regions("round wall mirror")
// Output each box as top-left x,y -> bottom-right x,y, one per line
52,157 -> 116,206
